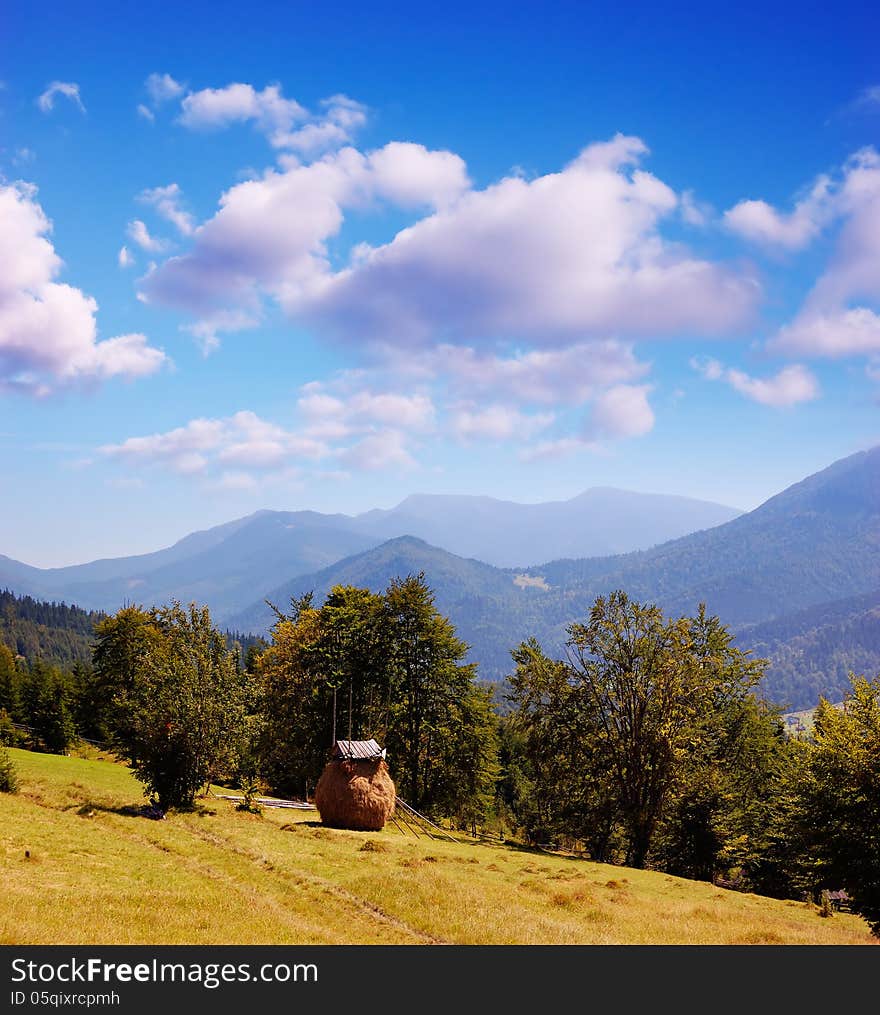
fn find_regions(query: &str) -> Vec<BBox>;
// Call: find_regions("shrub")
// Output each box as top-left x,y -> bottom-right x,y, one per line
0,745 -> 19,793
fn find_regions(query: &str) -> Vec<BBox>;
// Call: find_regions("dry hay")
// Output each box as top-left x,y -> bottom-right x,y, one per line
314,758 -> 395,832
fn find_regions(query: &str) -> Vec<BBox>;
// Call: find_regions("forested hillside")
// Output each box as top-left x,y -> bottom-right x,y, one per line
0,590 -> 103,667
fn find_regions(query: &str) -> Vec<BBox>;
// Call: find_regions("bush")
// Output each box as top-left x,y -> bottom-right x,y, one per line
0,709 -> 25,747
0,745 -> 19,793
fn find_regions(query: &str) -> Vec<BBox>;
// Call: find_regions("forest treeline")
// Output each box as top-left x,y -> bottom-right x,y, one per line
0,579 -> 878,936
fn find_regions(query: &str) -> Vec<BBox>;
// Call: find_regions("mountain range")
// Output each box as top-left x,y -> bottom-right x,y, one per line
227,446 -> 880,709
0,487 -> 740,618
2,449 -> 878,711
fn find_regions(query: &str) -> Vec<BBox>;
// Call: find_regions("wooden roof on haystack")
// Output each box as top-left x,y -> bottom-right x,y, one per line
331,739 -> 386,761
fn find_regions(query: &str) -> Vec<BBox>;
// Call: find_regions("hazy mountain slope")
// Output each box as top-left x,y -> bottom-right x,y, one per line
0,487 -> 742,617
353,488 -> 742,566
530,446 -> 880,628
228,535 -> 545,676
229,448 -> 880,709
739,589 -> 880,709
40,513 -> 380,620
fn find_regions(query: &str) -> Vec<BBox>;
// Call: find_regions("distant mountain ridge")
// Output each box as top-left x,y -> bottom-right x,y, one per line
2,448 -> 878,710
353,487 -> 742,566
227,446 -> 880,710
0,486 -> 742,619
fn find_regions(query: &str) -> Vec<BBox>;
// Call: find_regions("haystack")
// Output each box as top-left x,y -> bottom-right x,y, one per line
315,756 -> 396,831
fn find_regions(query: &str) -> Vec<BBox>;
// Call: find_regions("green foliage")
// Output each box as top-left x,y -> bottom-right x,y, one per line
0,589 -> 103,669
107,602 -> 248,810
16,660 -> 77,753
797,676 -> 880,936
507,594 -> 782,874
0,743 -> 18,792
258,573 -> 499,824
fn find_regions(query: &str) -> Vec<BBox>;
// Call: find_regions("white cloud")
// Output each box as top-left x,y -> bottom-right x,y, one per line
178,83 -> 307,145
450,405 -> 554,442
145,73 -> 185,106
724,175 -> 834,251
273,95 -> 368,155
773,308 -> 880,357
766,148 -> 880,358
294,135 -> 756,345
118,245 -> 134,269
0,182 -> 166,394
137,104 -> 155,122
297,386 -> 436,436
692,357 -> 819,408
589,384 -> 655,439
175,83 -> 367,155
37,81 -> 85,114
100,401 -> 423,480
127,219 -> 167,253
138,183 -> 195,236
85,333 -> 166,380
406,340 -> 649,405
725,364 -> 819,407
142,133 -> 757,348
139,141 -> 471,319
365,141 -> 468,210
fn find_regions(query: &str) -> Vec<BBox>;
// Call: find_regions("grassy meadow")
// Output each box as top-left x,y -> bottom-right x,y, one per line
1,747 -> 874,946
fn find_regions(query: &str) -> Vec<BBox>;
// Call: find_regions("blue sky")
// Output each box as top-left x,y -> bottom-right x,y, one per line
1,0 -> 878,566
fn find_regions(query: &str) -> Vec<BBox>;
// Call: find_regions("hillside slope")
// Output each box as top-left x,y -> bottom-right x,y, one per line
1,749 -> 870,945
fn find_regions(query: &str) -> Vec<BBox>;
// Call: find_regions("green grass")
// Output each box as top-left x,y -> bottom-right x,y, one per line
1,748 -> 874,945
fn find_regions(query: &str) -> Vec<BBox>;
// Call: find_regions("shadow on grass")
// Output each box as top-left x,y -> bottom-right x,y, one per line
69,800 -> 217,821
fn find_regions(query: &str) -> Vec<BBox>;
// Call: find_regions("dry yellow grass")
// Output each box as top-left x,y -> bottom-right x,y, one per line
1,748 -> 874,945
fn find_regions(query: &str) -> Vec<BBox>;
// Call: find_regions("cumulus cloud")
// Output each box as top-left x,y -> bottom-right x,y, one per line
138,183 -> 195,236
127,219 -> 167,253
0,182 -> 166,394
725,364 -> 819,407
118,245 -> 135,269
100,389 -> 434,481
773,308 -> 880,357
273,95 -> 367,155
297,136 -> 757,346
141,133 -> 756,349
766,148 -> 880,358
175,82 -> 368,156
139,141 -> 470,319
297,386 -> 436,437
400,340 -> 649,405
692,357 -> 819,408
724,175 -> 834,250
178,82 -> 307,144
588,384 -> 655,439
37,81 -> 85,114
